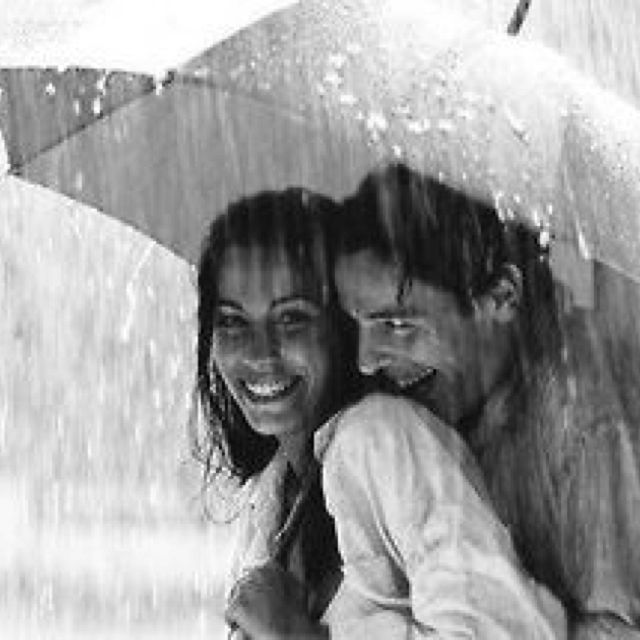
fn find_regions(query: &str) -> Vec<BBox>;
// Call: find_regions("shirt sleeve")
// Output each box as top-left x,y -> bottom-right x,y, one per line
560,413 -> 640,626
321,394 -> 563,639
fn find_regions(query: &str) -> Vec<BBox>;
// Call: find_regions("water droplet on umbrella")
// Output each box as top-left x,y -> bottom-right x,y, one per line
365,111 -> 389,134
327,53 -> 347,69
456,106 -> 476,122
405,117 -> 431,134
345,42 -> 363,56
323,69 -> 343,88
92,97 -> 102,116
436,119 -> 455,134
338,93 -> 357,106
539,227 -> 551,248
96,74 -> 108,95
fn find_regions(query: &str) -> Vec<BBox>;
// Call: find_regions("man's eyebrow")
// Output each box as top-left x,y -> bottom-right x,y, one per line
364,306 -> 411,320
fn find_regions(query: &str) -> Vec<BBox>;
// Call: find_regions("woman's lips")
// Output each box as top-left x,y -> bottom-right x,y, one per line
240,376 -> 301,403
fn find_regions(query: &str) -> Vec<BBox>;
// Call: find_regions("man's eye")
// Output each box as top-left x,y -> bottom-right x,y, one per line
383,318 -> 415,332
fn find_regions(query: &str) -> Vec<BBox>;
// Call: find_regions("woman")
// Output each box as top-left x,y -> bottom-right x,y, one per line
193,188 -> 358,638
193,188 -> 562,639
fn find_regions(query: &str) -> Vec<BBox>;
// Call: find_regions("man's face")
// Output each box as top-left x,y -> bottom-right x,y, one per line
335,249 -> 507,425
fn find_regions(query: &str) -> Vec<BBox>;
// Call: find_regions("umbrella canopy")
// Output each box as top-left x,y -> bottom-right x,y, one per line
2,0 -> 640,290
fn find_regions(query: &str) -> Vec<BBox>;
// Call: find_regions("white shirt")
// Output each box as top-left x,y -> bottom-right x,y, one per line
227,393 -> 566,638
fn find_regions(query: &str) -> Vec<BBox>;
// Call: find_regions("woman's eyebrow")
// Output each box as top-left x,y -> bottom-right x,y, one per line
271,295 -> 320,309
215,299 -> 244,312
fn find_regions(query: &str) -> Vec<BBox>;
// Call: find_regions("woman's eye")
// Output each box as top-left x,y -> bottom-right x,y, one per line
277,310 -> 314,328
214,314 -> 247,331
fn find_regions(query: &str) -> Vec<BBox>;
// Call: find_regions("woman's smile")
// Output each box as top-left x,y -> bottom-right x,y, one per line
240,374 -> 302,404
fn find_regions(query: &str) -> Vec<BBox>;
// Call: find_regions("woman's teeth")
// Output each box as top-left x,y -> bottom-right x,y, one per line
243,378 -> 297,400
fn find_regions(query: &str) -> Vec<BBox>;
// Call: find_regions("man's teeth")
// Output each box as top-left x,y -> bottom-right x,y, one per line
244,379 -> 295,398
397,368 -> 435,388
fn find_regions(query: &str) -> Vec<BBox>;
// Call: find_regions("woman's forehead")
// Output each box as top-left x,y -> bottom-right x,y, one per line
216,243 -> 326,301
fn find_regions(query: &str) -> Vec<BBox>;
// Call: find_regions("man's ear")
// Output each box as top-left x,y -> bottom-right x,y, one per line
474,264 -> 523,324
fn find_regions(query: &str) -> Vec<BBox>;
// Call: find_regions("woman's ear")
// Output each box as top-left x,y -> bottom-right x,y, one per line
474,264 -> 523,324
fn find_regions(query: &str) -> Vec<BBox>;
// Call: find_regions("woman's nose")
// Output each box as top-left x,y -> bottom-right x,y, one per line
246,322 -> 279,362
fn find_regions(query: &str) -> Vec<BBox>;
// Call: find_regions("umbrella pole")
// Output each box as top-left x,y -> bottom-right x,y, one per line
507,0 -> 532,35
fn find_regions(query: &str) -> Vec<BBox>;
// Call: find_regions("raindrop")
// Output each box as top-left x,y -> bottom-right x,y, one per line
406,117 -> 430,134
92,96 -> 102,116
323,70 -> 343,88
96,73 -> 108,94
73,99 -> 81,115
576,228 -> 592,259
436,119 -> 455,134
456,106 -> 476,122
462,91 -> 481,104
405,118 -> 431,134
327,53 -> 347,69
73,170 -> 84,192
338,93 -> 358,106
44,82 -> 56,97
152,388 -> 162,410
539,227 -> 551,248
504,107 -> 529,143
392,145 -> 403,158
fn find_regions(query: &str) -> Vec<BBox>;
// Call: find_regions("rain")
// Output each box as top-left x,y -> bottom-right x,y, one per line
2,0 -> 640,638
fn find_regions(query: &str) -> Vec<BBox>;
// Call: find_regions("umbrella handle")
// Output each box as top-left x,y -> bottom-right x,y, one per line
507,0 -> 532,35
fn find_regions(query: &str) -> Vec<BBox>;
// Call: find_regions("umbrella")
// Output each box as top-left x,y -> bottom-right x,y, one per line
1,0 -> 640,295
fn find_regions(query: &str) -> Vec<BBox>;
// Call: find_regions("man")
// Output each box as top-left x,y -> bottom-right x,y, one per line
332,162 -> 640,639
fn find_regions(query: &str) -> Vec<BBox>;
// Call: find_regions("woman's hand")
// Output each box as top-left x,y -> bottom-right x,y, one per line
225,562 -> 329,639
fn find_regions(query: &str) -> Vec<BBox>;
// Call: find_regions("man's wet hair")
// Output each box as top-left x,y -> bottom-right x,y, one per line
334,162 -> 560,361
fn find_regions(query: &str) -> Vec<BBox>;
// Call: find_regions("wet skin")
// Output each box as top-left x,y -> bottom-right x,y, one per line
210,244 -> 336,470
335,250 -> 515,425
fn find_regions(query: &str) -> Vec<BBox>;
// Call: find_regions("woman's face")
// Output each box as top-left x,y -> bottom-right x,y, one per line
210,243 -> 336,447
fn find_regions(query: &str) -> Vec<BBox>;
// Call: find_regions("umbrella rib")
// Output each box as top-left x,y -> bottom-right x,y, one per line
5,69 -> 159,172
169,72 -> 311,125
507,0 -> 532,35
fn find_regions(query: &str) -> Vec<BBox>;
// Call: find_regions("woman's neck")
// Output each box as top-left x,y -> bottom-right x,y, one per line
278,429 -> 314,478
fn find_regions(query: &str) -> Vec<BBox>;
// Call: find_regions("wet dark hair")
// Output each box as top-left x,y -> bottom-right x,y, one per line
193,188 -> 360,486
334,162 -> 561,364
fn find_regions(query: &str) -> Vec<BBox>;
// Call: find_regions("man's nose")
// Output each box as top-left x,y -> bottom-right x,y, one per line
358,325 -> 390,375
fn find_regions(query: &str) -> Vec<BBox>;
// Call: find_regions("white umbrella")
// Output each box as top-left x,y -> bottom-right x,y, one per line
2,0 -> 640,302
